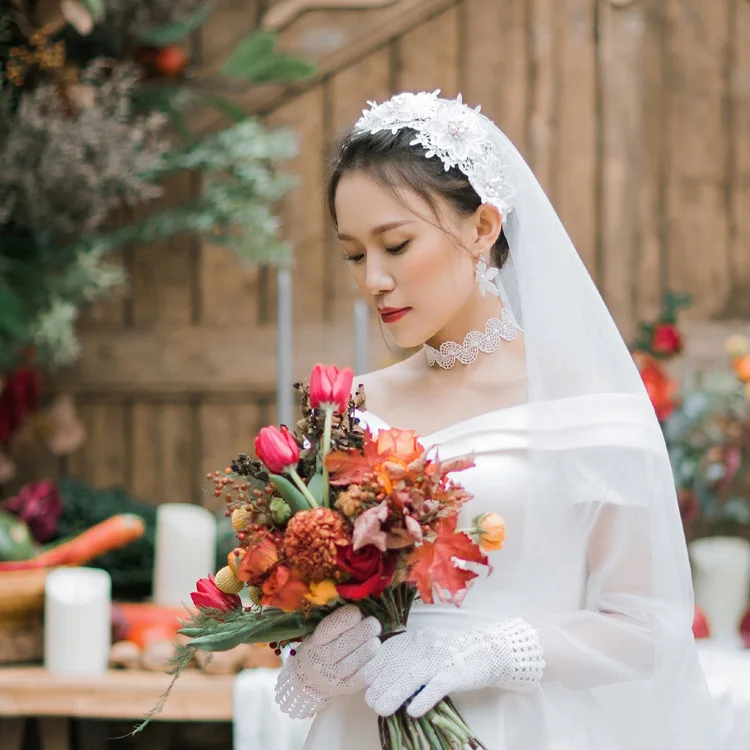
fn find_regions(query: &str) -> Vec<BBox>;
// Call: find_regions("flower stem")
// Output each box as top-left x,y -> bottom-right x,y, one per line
321,407 -> 334,507
288,467 -> 319,508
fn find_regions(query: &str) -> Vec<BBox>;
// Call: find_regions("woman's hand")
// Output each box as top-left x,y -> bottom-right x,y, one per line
274,604 -> 382,719
361,618 -> 544,717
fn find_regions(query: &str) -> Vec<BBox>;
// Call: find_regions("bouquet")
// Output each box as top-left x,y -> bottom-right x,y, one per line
146,364 -> 505,749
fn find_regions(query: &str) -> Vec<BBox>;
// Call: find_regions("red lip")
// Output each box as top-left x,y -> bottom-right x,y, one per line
379,307 -> 411,324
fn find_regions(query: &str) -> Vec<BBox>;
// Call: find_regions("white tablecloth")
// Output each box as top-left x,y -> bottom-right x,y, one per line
233,646 -> 750,750
233,667 -> 312,750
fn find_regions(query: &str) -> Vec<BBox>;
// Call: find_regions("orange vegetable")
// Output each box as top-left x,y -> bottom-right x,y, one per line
127,620 -> 181,649
115,602 -> 185,642
0,514 -> 145,572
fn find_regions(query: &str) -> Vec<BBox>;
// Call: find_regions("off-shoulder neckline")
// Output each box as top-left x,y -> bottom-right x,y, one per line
356,401 -> 530,441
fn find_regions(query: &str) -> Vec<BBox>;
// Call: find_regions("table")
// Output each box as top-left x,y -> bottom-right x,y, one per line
0,667 -> 235,750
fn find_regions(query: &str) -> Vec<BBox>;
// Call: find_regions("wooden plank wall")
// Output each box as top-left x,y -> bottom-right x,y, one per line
34,0 -> 750,508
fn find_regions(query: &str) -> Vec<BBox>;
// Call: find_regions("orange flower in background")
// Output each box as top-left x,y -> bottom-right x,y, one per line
260,565 -> 308,611
733,355 -> 750,383
636,353 -> 678,421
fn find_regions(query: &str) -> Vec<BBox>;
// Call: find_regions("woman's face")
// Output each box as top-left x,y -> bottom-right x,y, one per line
334,171 -> 480,349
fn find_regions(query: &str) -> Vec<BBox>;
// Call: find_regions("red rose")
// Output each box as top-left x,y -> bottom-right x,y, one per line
336,544 -> 397,600
651,323 -> 683,356
309,364 -> 354,415
254,425 -> 300,474
191,575 -> 242,612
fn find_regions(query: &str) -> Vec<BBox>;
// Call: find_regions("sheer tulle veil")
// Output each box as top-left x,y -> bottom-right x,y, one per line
353,91 -> 718,748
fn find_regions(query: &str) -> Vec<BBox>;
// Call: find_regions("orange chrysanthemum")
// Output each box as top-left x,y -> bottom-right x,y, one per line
284,508 -> 350,580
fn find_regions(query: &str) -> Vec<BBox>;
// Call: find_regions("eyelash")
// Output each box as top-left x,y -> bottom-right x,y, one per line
342,241 -> 410,264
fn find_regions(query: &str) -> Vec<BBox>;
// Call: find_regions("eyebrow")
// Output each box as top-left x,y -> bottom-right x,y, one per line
336,220 -> 413,242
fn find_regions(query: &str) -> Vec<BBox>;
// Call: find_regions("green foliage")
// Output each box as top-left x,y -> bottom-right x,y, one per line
133,4 -> 214,46
0,8 -> 314,373
221,30 -> 315,83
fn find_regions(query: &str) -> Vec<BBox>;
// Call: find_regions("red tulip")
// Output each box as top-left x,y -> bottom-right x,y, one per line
254,425 -> 300,474
309,364 -> 354,414
191,575 -> 242,612
651,323 -> 683,356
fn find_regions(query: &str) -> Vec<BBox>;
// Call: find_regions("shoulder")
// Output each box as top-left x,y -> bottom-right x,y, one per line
350,355 -> 422,412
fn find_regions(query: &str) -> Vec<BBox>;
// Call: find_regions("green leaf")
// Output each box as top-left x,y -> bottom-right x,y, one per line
192,91 -> 247,123
269,473 -> 312,512
307,471 -> 323,503
221,30 -> 276,79
246,55 -> 316,84
0,286 -> 28,339
135,3 -> 214,46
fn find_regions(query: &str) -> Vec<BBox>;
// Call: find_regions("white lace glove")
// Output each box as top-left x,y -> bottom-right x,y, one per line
274,604 -> 382,719
361,617 -> 545,717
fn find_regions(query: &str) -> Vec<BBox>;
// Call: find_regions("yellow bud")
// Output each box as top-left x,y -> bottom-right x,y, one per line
248,586 -> 263,606
215,565 -> 244,595
477,513 -> 506,552
227,546 -> 245,576
232,506 -> 252,531
304,579 -> 339,607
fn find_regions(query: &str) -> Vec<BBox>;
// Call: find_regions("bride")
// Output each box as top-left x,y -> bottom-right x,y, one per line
274,91 -> 718,749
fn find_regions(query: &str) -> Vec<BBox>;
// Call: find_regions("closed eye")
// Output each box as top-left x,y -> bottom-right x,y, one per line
341,252 -> 365,263
386,240 -> 410,255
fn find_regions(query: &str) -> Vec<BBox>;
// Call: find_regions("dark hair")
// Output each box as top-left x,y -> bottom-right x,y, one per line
325,128 -> 510,269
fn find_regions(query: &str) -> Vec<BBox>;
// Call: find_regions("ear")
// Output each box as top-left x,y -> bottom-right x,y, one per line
472,204 -> 503,255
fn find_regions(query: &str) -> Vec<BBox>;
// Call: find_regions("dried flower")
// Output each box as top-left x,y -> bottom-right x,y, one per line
283,508 -> 349,580
352,501 -> 389,552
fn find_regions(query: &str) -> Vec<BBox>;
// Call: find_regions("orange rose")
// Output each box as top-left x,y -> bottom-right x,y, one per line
477,513 -> 506,552
636,354 -> 677,421
376,428 -> 424,464
261,566 -> 308,612
236,536 -> 279,584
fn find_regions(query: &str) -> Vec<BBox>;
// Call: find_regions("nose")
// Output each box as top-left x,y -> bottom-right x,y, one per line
363,255 -> 395,297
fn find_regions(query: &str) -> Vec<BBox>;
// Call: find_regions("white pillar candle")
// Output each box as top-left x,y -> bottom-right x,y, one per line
277,267 -> 294,427
690,536 -> 750,646
153,503 -> 217,607
354,299 -> 369,375
44,567 -> 111,676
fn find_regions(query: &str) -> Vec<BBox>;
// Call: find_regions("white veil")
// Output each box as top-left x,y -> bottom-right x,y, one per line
354,93 -> 718,748
490,117 -> 718,748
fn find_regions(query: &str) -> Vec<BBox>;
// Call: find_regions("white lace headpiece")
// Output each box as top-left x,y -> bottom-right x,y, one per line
353,90 -> 515,219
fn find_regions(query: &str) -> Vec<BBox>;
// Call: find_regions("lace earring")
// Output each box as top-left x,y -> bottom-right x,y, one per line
475,255 -> 501,298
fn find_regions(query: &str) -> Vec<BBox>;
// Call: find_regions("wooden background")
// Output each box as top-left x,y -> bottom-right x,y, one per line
22,0 -> 750,507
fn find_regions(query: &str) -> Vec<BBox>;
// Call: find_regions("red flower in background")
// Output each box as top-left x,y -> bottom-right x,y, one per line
1,480 -> 62,543
651,323 -> 683,356
0,368 -> 40,445
191,575 -> 242,612
254,425 -> 299,474
309,364 -> 354,414
336,544 -> 397,600
636,354 -> 678,421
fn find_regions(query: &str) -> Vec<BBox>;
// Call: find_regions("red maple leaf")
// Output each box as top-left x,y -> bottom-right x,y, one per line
406,515 -> 490,605
326,450 -> 373,485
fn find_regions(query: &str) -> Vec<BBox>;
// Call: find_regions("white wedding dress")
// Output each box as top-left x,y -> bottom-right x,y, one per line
302,399 -> 718,750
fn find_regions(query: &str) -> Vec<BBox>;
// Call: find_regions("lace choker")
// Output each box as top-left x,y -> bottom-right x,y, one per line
424,308 -> 521,369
